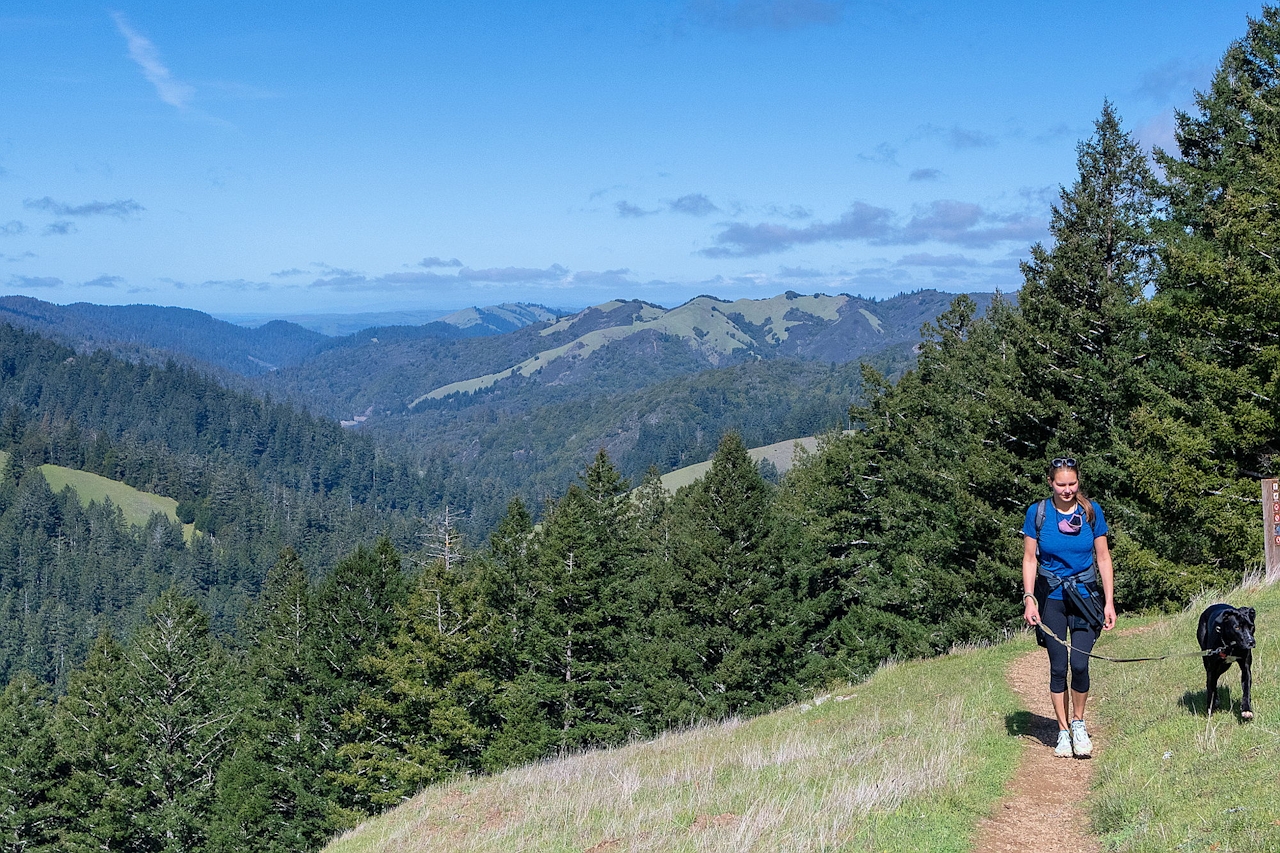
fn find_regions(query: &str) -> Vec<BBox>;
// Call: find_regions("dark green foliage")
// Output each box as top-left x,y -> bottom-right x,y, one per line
1133,8 -> 1280,588
0,673 -> 59,851
49,633 -> 144,852
654,433 -> 797,719
210,548 -> 334,852
336,553 -> 510,808
513,452 -> 645,749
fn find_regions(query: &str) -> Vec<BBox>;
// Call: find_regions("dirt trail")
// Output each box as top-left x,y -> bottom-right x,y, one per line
970,649 -> 1102,853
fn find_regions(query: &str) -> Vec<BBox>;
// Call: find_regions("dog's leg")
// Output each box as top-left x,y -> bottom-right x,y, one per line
1240,653 -> 1253,720
1205,662 -> 1222,715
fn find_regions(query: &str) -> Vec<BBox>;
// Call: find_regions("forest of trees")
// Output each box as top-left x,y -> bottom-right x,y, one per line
1,7 -> 1279,852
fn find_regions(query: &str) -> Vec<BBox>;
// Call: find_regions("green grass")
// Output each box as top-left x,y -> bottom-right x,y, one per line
1088,577 -> 1280,852
38,464 -> 193,539
325,642 -> 1025,853
657,436 -> 819,494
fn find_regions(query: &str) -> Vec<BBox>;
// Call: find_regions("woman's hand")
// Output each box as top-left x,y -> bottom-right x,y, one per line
1024,596 -> 1040,627
1103,602 -> 1116,631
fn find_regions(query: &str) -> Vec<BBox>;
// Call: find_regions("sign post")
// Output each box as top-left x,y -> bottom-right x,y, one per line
1265,479 -> 1280,584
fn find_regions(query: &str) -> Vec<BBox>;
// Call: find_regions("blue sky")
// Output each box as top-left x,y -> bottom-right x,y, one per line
0,1 -> 1266,317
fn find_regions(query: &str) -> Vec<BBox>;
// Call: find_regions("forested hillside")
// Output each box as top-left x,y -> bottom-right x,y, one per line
0,296 -> 331,376
0,322 -> 497,686
1,8 -> 1278,853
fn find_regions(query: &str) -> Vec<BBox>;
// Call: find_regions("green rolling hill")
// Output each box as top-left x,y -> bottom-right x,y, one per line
37,463 -> 194,540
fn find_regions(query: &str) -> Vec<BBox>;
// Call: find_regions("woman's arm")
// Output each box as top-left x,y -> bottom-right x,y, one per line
1094,534 -> 1116,630
1022,534 -> 1040,626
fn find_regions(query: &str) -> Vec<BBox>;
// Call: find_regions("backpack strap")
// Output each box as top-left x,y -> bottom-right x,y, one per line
1034,498 -> 1096,588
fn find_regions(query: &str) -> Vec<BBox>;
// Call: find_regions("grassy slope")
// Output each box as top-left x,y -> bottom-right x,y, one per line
326,642 -> 1025,853
417,294 -> 858,402
1089,577 -> 1280,852
38,464 -> 194,540
325,580 -> 1280,853
657,436 -> 820,494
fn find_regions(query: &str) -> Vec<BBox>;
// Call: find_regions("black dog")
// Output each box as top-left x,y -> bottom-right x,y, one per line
1197,604 -> 1256,719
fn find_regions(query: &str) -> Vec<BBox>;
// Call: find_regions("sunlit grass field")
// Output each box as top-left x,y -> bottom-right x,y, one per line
326,577 -> 1280,853
327,642 -> 1026,853
1089,577 -> 1280,852
38,463 -> 195,540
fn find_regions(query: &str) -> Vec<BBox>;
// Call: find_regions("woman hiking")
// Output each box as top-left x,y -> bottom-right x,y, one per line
1021,456 -> 1116,757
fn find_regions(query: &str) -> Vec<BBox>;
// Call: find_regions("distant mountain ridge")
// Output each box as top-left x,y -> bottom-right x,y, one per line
412,290 -> 990,404
0,295 -> 562,376
0,295 -> 330,375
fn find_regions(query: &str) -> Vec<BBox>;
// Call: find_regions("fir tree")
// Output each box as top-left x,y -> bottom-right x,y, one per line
210,548 -> 332,853
0,672 -> 60,851
663,432 -> 794,718
1138,6 -> 1280,586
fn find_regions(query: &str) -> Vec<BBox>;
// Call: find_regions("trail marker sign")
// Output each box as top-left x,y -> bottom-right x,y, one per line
1266,479 -> 1280,584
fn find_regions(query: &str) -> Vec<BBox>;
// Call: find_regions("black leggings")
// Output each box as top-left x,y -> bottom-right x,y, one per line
1041,595 -> 1098,694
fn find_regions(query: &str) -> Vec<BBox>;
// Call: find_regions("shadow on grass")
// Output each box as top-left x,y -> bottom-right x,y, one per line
1005,709 -> 1058,747
1180,687 -> 1251,721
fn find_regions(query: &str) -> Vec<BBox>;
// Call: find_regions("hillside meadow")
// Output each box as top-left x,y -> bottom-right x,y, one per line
38,463 -> 190,533
325,579 -> 1280,853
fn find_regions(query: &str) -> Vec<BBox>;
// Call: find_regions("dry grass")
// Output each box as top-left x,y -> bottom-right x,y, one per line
326,646 -> 1024,853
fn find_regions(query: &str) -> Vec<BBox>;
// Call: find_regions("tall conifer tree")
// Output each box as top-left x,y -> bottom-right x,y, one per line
1139,7 -> 1280,581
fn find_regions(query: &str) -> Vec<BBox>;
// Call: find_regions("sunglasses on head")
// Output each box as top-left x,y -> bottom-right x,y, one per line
1051,457 -> 1078,469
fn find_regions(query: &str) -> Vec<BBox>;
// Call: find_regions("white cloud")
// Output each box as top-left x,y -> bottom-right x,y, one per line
111,12 -> 195,108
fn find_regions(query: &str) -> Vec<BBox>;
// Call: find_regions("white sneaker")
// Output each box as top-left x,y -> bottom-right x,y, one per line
1070,719 -> 1092,757
1054,729 -> 1073,757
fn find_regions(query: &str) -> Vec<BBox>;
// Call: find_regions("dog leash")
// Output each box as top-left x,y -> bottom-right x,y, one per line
1032,620 -> 1235,664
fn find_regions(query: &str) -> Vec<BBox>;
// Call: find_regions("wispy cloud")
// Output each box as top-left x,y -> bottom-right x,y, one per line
11,275 -> 62,289
110,11 -> 195,108
669,194 -> 719,216
24,197 -> 144,218
270,267 -> 309,278
310,264 -> 575,292
569,268 -> 636,288
765,204 -> 812,220
858,142 -> 898,165
700,202 -> 894,257
83,274 -> 124,288
689,0 -> 843,31
701,199 -> 1047,257
0,221 -> 25,236
897,252 -> 978,267
1134,58 -> 1210,104
777,265 -> 826,278
43,221 -> 76,236
942,126 -> 996,150
616,200 -> 658,218
419,256 -> 464,268
909,168 -> 942,182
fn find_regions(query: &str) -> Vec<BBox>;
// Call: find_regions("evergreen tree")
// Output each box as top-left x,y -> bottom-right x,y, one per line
210,548 -> 332,853
336,551 -> 509,809
0,672 -> 60,851
49,633 -> 145,853
125,590 -> 236,851
661,432 -> 794,718
516,451 -> 641,750
308,539 -> 408,825
1138,7 -> 1280,587
1018,100 -> 1160,468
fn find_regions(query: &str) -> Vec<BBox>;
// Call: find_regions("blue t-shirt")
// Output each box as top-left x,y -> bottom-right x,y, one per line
1022,500 -> 1108,600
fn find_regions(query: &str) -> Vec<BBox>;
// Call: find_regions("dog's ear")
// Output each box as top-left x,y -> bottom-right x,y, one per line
1243,607 -> 1256,627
